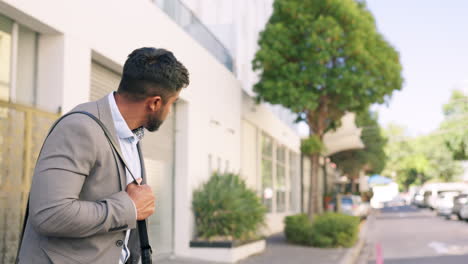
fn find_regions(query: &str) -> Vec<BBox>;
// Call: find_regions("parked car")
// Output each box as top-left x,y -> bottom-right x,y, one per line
419,183 -> 468,209
411,187 -> 426,207
435,191 -> 460,218
387,195 -> 407,207
413,192 -> 425,207
459,203 -> 468,221
340,195 -> 370,218
408,186 -> 421,205
453,193 -> 468,220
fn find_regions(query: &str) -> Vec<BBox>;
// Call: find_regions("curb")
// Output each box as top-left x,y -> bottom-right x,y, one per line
339,219 -> 369,264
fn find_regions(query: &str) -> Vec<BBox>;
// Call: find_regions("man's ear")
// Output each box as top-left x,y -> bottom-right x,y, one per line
147,96 -> 163,112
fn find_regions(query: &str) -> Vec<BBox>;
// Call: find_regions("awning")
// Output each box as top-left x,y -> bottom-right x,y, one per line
368,175 -> 393,185
323,113 -> 365,156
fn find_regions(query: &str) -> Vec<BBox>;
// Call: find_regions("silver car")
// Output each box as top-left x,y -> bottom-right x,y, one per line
452,193 -> 468,220
340,195 -> 370,218
435,191 -> 460,218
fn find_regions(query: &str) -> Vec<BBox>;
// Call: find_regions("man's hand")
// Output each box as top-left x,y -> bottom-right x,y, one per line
126,181 -> 155,220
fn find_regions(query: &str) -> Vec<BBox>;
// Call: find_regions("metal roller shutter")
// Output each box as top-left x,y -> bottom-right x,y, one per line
90,61 -> 121,101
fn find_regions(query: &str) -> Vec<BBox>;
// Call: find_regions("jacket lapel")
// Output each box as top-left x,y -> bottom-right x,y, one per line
96,96 -> 127,191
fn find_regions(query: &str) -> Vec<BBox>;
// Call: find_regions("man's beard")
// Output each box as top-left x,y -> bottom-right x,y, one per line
146,112 -> 164,132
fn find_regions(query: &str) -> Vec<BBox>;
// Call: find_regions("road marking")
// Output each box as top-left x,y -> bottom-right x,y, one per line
376,243 -> 384,264
428,241 -> 468,255
428,241 -> 449,254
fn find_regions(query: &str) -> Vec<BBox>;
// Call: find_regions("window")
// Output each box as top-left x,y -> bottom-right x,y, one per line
260,133 -> 301,214
0,14 -> 38,105
276,146 -> 286,212
0,15 -> 12,101
16,25 -> 38,105
289,152 -> 299,212
261,134 -> 274,212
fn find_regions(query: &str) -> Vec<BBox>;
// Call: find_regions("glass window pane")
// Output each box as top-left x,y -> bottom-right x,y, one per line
262,134 -> 272,157
16,25 -> 37,106
289,152 -> 299,211
289,191 -> 293,212
276,146 -> 285,163
0,15 -> 12,101
263,195 -> 273,212
262,157 -> 273,212
302,156 -> 311,212
276,163 -> 285,188
262,159 -> 272,188
276,191 -> 286,212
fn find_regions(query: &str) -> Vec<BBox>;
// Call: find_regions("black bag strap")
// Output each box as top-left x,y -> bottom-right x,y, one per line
17,111 -> 152,264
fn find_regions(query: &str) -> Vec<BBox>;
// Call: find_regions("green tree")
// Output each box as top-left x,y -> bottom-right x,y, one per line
253,0 -> 403,218
330,110 -> 387,192
382,124 -> 463,190
441,90 -> 468,160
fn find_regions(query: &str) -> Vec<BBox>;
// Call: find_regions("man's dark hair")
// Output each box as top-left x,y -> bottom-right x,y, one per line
118,47 -> 189,102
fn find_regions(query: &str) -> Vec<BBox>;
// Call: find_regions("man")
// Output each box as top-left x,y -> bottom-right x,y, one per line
17,47 -> 189,263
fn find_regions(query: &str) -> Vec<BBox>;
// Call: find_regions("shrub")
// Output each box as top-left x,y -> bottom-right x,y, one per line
284,214 -> 313,245
284,213 -> 360,248
310,213 -> 360,248
192,172 -> 267,241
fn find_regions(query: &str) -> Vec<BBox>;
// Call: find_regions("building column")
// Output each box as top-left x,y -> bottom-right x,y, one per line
173,100 -> 192,257
36,33 -> 90,113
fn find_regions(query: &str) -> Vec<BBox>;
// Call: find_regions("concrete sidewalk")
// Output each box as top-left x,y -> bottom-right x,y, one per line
159,233 -> 348,264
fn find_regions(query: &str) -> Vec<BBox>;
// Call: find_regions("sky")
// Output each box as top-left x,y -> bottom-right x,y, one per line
366,0 -> 468,136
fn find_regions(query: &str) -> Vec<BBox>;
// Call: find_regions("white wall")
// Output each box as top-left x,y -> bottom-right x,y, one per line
182,0 -> 300,132
0,0 -> 242,258
182,0 -> 273,96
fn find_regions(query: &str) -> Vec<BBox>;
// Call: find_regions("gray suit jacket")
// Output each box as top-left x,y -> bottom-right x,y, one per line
18,96 -> 145,264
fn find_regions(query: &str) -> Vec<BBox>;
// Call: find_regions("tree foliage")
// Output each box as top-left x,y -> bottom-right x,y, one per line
383,91 -> 468,190
301,135 -> 326,155
253,0 -> 403,128
441,90 -> 468,160
382,124 -> 463,190
253,0 -> 403,216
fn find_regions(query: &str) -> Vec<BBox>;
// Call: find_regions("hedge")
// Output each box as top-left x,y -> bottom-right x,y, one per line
284,213 -> 360,248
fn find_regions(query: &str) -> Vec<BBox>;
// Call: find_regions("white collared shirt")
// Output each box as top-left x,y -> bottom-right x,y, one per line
108,92 -> 143,264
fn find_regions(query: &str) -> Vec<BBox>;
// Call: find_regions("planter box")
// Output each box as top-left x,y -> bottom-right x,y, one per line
189,239 -> 266,263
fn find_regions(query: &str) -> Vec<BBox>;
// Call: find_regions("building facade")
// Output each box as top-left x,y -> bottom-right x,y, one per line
180,0 -> 303,233
0,0 -> 302,262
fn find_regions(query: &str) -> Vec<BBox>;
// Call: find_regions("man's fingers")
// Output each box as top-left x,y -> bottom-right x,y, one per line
136,178 -> 143,185
126,182 -> 138,191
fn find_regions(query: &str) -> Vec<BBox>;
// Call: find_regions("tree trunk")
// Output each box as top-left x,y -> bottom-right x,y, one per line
307,153 -> 320,220
351,179 -> 357,194
350,171 -> 359,194
322,162 -> 328,211
306,96 -> 328,220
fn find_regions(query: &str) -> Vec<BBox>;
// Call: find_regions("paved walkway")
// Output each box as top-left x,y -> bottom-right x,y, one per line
159,233 -> 347,264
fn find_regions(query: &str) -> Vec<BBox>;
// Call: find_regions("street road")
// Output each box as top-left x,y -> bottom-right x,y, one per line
359,205 -> 468,264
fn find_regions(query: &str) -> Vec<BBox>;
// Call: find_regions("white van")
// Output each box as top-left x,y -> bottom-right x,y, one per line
421,182 -> 468,209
